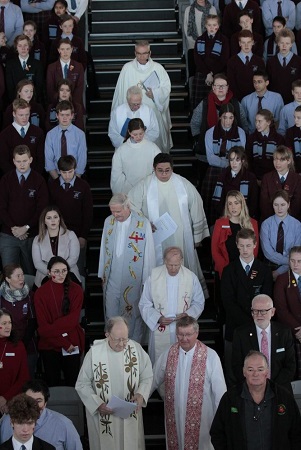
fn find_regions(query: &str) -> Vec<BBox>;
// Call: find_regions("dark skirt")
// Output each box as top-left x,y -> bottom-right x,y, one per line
201,166 -> 224,226
192,72 -> 211,109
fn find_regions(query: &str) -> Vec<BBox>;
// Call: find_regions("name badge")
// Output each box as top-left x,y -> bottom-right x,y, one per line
62,333 -> 68,337
222,225 -> 230,228
276,348 -> 285,353
5,353 -> 15,356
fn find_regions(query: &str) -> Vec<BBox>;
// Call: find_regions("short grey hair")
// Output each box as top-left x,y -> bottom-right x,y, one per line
176,316 -> 199,333
126,86 -> 142,101
243,350 -> 269,369
109,193 -> 131,209
163,246 -> 183,261
252,295 -> 273,308
105,316 -> 129,333
135,40 -> 150,50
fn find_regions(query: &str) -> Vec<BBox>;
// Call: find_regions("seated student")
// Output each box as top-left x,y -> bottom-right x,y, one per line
45,100 -> 87,179
263,16 -> 298,62
42,0 -> 69,52
211,190 -> 259,279
227,30 -> 265,102
0,379 -> 82,450
45,78 -> 84,131
0,99 -> 45,175
5,34 -> 44,104
267,29 -> 301,105
278,79 -> 301,136
262,0 -> 296,37
3,80 -> 45,131
49,155 -> 93,275
46,38 -> 84,107
232,294 -> 295,390
222,0 -> 262,39
202,104 -> 246,225
48,14 -> 86,69
221,228 -> 273,383
23,20 -> 46,68
183,0 -> 217,52
241,70 -> 284,134
260,146 -> 301,221
192,14 -> 229,108
212,146 -> 258,220
230,11 -> 264,57
285,105 -> 301,173
246,109 -> 284,181
0,145 -> 49,274
260,189 -> 301,280
0,394 -> 55,450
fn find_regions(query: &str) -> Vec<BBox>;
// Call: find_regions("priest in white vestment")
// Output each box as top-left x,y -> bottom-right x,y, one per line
139,246 -> 205,364
109,85 -> 160,149
76,316 -> 153,450
98,194 -> 156,343
128,153 -> 210,298
152,316 -> 226,450
111,40 -> 173,153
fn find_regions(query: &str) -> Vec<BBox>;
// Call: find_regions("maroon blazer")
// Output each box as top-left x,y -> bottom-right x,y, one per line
227,53 -> 265,101
267,54 -> 301,104
46,59 -> 84,106
260,170 -> 301,221
274,270 -> 301,332
222,0 -> 262,38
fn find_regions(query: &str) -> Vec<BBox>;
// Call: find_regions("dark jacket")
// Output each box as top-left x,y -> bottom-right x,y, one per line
0,437 -> 55,450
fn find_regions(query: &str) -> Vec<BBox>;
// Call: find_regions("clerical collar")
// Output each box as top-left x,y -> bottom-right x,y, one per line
136,60 -> 150,71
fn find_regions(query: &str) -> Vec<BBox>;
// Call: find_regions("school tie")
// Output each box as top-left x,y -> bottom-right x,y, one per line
71,0 -> 77,8
245,264 -> 250,275
20,174 -> 25,187
257,96 -> 263,112
64,182 -> 70,191
0,6 -> 5,33
283,56 -> 286,68
64,63 -> 68,78
22,60 -> 26,70
61,130 -> 67,156
280,175 -> 285,185
239,1 -> 243,9
276,221 -> 284,254
20,127 -> 25,138
261,329 -> 269,369
298,277 -> 301,295
245,55 -> 249,65
21,445 -> 26,450
277,1 -> 283,16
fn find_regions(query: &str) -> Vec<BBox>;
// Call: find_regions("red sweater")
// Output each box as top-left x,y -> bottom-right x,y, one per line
0,338 -> 30,400
34,279 -> 84,352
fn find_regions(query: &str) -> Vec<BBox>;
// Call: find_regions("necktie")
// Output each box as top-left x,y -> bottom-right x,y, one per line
280,175 -> 285,185
257,96 -> 263,112
245,264 -> 250,275
64,182 -> 70,191
20,127 -> 25,138
283,56 -> 286,68
64,63 -> 68,78
22,60 -> 26,70
71,0 -> 77,9
277,1 -> 283,16
239,1 -> 243,9
20,174 -> 25,187
0,6 -> 5,33
61,130 -> 67,156
21,446 -> 26,450
261,329 -> 269,368
298,277 -> 301,295
245,55 -> 249,65
276,221 -> 284,254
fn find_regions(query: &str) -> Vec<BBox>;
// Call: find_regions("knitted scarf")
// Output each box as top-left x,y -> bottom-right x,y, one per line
207,90 -> 234,128
0,281 -> 30,303
187,1 -> 212,41
212,121 -> 241,156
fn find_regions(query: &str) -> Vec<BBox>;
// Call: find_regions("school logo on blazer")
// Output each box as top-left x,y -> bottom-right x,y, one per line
30,135 -> 36,144
73,191 -> 81,199
28,189 -> 36,198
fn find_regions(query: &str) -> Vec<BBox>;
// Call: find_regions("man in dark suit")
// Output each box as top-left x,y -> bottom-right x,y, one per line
0,393 -> 54,450
232,294 -> 296,390
221,228 -> 273,383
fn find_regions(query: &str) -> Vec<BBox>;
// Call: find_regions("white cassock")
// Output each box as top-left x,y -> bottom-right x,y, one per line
128,173 -> 210,297
152,344 -> 226,450
139,268 -> 205,364
75,339 -> 153,450
110,138 -> 161,195
108,102 -> 160,149
111,58 -> 173,153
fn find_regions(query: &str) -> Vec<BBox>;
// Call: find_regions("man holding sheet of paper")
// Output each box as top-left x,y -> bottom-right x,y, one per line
76,316 -> 153,450
139,246 -> 205,364
128,153 -> 210,297
111,40 -> 173,153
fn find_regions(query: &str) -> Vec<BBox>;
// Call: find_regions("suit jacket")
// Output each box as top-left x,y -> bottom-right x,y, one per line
46,60 -> 84,106
221,257 -> 273,341
0,436 -> 55,450
5,56 -> 44,103
232,321 -> 296,390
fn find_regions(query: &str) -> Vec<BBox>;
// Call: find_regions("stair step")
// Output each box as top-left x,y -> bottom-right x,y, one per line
89,31 -> 179,40
89,41 -> 180,57
91,0 -> 175,10
91,9 -> 175,22
91,20 -> 177,34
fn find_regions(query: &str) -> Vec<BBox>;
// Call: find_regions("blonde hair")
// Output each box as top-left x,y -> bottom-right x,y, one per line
224,190 -> 254,230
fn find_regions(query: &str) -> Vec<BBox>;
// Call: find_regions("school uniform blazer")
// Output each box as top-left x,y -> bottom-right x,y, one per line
0,437 -> 55,450
232,321 -> 295,390
274,270 -> 301,332
46,60 -> 84,106
221,257 -> 273,341
5,56 -> 44,103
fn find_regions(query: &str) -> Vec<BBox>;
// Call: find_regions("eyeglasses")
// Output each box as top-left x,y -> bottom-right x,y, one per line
213,84 -> 228,89
109,334 -> 129,344
135,51 -> 150,56
156,168 -> 172,174
51,269 -> 68,275
176,332 -> 197,339
251,308 -> 273,316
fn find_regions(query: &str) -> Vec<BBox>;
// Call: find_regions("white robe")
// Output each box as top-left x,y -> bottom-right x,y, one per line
108,103 -> 160,149
111,58 -> 173,153
152,344 -> 227,450
110,138 -> 161,194
128,173 -> 210,297
139,267 -> 205,364
75,339 -> 153,450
